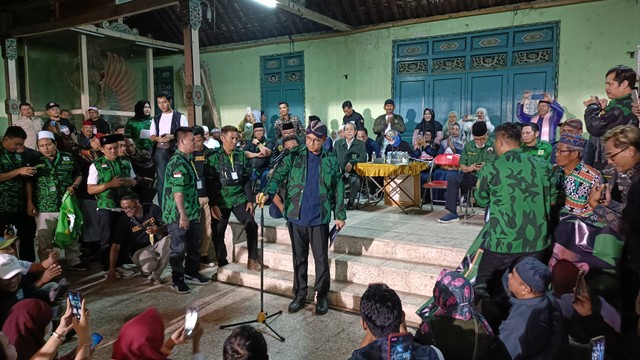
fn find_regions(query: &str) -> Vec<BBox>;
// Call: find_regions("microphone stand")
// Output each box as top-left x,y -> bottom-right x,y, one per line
219,155 -> 286,342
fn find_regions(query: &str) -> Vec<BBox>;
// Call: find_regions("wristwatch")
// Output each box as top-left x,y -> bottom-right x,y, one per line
51,331 -> 66,341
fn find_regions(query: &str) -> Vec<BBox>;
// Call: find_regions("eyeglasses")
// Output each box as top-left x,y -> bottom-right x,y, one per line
605,147 -> 628,160
555,149 -> 576,154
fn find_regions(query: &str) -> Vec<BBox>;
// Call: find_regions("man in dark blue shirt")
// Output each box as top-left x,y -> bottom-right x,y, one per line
357,128 -> 381,161
342,100 -> 366,130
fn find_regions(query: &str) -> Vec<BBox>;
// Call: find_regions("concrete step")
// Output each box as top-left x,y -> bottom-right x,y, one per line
226,221 -> 467,268
216,263 -> 427,325
235,241 -> 442,297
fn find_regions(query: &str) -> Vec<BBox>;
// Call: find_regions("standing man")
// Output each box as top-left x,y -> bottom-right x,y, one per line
13,103 -> 43,150
473,123 -> 557,307
192,126 -> 215,268
585,65 -> 638,170
26,131 -> 85,270
149,92 -> 188,208
373,99 -> 405,149
87,134 -> 137,275
517,92 -> 564,144
257,118 -> 346,315
205,126 -> 266,271
86,106 -> 111,135
333,122 -> 367,210
342,101 -> 365,130
438,122 -> 496,224
0,127 -> 37,261
43,102 -> 77,151
273,101 -> 304,140
162,127 -> 211,294
244,122 -> 274,193
521,123 -> 553,161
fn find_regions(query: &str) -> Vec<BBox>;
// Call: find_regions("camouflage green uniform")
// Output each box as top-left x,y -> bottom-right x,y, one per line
264,146 -> 346,224
162,150 -> 200,223
475,148 -> 558,253
0,146 -> 24,212
205,148 -> 252,209
32,151 -> 79,212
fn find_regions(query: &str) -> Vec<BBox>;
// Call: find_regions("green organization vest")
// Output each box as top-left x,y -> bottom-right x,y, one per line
0,146 -> 24,212
94,157 -> 133,209
33,151 -> 79,212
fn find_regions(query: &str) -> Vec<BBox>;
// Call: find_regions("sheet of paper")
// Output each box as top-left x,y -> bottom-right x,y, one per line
140,129 -> 151,139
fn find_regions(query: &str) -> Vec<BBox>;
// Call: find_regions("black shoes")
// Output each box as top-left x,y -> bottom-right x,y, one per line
288,295 -> 307,313
315,295 -> 329,315
185,273 -> 212,286
171,277 -> 191,294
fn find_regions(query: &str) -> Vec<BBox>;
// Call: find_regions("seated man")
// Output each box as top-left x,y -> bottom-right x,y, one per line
0,254 -> 51,325
270,122 -> 298,167
244,122 -> 274,193
555,134 -> 601,219
107,193 -> 170,285
356,128 -> 381,161
497,257 -> 567,359
521,123 -> 553,161
333,123 -> 367,210
551,118 -> 584,163
223,325 -> 269,360
349,283 -> 441,360
0,234 -> 61,290
439,122 -> 496,223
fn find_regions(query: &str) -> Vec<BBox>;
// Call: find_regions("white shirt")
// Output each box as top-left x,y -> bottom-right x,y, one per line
204,138 -> 220,149
87,163 -> 136,185
346,138 -> 354,150
149,112 -> 188,136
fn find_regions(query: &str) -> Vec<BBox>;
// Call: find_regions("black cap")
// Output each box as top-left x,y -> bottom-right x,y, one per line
253,122 -> 264,129
281,122 -> 295,130
384,99 -> 395,106
100,134 -> 123,146
472,121 -> 488,136
45,102 -> 60,110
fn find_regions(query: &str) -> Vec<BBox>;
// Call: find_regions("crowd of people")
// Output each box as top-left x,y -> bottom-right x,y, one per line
0,62 -> 639,359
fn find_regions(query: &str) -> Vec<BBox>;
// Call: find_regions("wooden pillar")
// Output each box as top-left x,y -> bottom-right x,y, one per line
146,47 -> 155,117
24,42 -> 31,103
79,34 -> 90,112
2,39 -> 19,125
180,0 -> 204,126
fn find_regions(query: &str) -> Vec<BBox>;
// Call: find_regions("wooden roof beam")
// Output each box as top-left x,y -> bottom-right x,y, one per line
276,0 -> 352,31
7,0 -> 178,38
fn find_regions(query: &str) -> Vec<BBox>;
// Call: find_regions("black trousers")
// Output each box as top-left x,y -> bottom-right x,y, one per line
0,211 -> 35,261
287,222 -> 330,298
96,209 -> 124,271
211,202 -> 258,265
154,147 -> 172,208
168,221 -> 202,279
444,172 -> 478,214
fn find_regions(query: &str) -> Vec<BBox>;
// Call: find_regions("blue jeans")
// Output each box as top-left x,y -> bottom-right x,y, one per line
168,221 -> 202,279
154,147 -> 172,208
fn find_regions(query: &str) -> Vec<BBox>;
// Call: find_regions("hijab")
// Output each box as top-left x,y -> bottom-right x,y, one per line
2,299 -> 53,360
112,307 -> 167,360
416,108 -> 441,139
419,271 -> 493,336
133,100 -> 151,120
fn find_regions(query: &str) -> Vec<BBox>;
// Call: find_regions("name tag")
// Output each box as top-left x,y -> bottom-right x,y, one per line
231,172 -> 238,180
538,150 -> 544,155
195,156 -> 205,161
173,172 -> 182,178
49,186 -> 57,192
197,180 -> 203,190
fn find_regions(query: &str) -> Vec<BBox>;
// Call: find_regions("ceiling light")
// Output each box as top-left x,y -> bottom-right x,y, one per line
253,0 -> 277,8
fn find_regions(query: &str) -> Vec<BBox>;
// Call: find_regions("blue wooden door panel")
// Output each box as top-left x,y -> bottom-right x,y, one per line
263,88 -> 283,139
430,75 -> 465,125
283,86 -> 305,125
468,73 -> 507,125
398,79 -> 427,136
509,69 -> 553,121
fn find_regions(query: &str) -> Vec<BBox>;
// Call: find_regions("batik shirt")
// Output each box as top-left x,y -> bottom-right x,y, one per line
32,151 -> 79,212
559,162 -> 601,219
162,150 -> 200,223
93,157 -> 133,209
205,148 -> 252,210
0,146 -> 24,212
475,149 -> 558,253
521,140 -> 553,162
273,114 -> 304,139
124,116 -> 154,151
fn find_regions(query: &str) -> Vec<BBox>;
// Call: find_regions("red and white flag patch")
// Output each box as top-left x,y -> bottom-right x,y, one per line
173,172 -> 182,178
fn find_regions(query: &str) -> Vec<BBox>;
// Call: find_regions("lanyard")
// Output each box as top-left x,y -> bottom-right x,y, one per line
227,153 -> 235,170
189,160 -> 199,181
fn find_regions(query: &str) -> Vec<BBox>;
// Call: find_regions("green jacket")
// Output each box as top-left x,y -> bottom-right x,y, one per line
264,145 -> 346,223
332,138 -> 367,174
205,147 -> 253,209
460,139 -> 496,170
162,150 -> 200,223
125,116 -> 154,151
0,146 -> 25,212
521,140 -> 553,162
475,148 -> 558,253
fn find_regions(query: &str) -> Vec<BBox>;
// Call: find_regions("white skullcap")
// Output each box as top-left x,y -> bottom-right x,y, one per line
37,131 -> 55,141
202,125 -> 209,132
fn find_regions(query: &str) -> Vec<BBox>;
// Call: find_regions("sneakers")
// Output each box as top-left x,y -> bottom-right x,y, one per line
200,256 -> 216,268
438,211 -> 460,224
171,278 -> 191,294
315,295 -> 329,315
68,262 -> 87,271
247,259 -> 269,271
184,273 -> 212,286
116,267 -> 136,278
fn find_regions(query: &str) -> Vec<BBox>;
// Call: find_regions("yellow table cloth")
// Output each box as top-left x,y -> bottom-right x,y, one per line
355,162 -> 428,177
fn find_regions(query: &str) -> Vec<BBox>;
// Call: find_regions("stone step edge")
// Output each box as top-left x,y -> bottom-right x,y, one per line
216,263 -> 428,326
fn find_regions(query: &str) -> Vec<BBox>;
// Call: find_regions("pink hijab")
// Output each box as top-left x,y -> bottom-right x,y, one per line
112,307 -> 167,360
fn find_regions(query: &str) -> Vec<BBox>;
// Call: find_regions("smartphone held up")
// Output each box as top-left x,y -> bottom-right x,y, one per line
185,306 -> 199,338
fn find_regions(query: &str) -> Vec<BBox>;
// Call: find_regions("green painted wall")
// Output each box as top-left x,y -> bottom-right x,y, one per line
162,0 -> 637,131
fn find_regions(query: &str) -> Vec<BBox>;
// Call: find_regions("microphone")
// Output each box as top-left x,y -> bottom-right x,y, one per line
271,149 -> 290,166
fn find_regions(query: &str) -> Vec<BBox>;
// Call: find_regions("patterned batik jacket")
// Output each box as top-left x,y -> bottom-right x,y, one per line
263,145 -> 346,225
